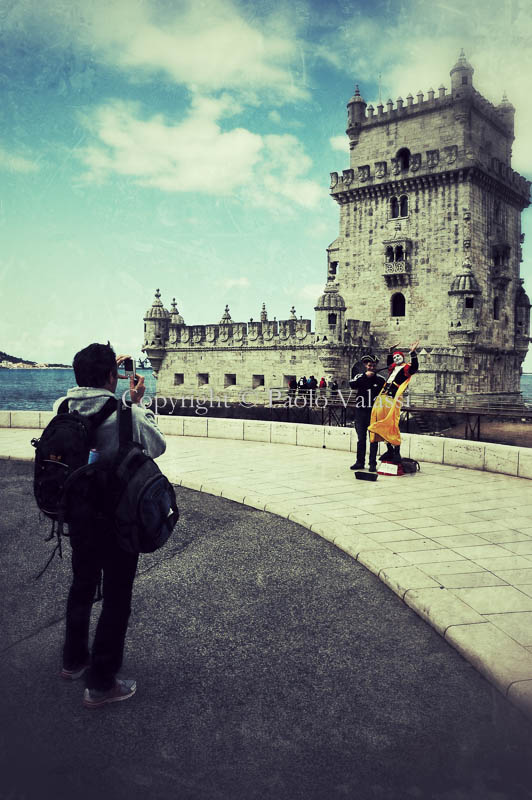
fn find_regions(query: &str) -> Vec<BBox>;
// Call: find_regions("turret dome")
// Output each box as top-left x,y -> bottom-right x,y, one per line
315,282 -> 347,310
449,262 -> 481,294
498,92 -> 515,111
450,49 -> 474,77
170,298 -> 185,325
145,289 -> 170,319
219,305 -> 232,324
347,84 -> 366,106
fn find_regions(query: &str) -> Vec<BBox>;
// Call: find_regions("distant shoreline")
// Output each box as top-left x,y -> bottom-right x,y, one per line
0,364 -> 71,370
0,364 -> 152,370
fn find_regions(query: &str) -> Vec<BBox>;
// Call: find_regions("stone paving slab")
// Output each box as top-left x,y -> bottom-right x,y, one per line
2,427 -> 532,722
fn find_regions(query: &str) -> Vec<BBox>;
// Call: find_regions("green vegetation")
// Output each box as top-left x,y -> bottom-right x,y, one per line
0,350 -> 36,365
0,351 -> 70,368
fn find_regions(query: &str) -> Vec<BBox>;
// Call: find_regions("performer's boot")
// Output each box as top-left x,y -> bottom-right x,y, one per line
368,442 -> 378,472
380,443 -> 395,462
392,445 -> 402,463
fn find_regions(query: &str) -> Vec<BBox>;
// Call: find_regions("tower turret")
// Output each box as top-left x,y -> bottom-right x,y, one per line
346,85 -> 367,147
497,92 -> 515,139
515,280 -> 531,346
448,261 -> 482,341
143,289 -> 170,346
314,282 -> 346,343
450,49 -> 474,95
142,289 -> 170,376
219,305 -> 232,324
170,298 -> 185,326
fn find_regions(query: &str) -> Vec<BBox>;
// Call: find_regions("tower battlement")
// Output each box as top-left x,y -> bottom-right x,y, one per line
350,86 -> 514,136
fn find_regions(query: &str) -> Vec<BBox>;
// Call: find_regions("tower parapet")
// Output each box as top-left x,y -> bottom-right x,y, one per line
142,292 -> 371,397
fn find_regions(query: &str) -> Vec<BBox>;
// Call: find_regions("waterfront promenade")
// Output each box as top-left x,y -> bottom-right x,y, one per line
1,413 -> 532,727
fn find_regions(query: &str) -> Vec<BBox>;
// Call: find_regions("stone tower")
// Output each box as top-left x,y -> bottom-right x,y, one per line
329,52 -> 530,399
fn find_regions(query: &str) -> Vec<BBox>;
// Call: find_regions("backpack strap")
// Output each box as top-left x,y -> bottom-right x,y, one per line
56,396 -> 116,427
117,399 -> 134,445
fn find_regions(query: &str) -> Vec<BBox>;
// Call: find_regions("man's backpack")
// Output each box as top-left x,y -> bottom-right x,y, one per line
33,398 -> 116,520
32,398 -> 178,572
108,402 -> 179,554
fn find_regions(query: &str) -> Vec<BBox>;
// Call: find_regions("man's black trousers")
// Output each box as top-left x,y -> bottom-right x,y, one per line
63,517 -> 139,691
354,408 -> 378,467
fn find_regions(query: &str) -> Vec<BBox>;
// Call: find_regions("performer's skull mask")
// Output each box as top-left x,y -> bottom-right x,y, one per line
392,351 -> 405,365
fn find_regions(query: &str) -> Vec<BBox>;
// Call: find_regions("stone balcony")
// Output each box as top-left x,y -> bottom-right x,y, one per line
383,260 -> 411,287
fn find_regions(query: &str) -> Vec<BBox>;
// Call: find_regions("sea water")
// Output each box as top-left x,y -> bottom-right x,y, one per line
0,369 -> 157,411
0,369 -> 531,411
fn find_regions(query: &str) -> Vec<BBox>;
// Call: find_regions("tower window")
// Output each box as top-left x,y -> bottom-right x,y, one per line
390,196 -> 399,218
399,195 -> 408,217
465,297 -> 474,309
395,245 -> 404,261
224,373 -> 237,387
493,297 -> 500,320
329,261 -> 338,275
174,373 -> 184,386
198,373 -> 209,386
396,148 -> 410,170
461,76 -> 468,85
328,313 -> 337,325
391,293 -> 406,317
252,374 -> 265,389
386,246 -> 394,262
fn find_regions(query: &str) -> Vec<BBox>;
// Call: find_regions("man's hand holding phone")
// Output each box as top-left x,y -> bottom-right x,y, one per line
129,374 -> 145,404
116,354 -> 145,404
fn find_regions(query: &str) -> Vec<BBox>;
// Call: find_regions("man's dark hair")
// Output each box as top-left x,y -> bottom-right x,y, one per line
73,342 -> 117,388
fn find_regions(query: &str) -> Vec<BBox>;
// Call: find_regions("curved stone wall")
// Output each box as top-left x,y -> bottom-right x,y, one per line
3,410 -> 530,480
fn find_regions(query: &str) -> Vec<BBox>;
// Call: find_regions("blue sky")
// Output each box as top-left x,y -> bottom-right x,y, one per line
1,0 -> 531,367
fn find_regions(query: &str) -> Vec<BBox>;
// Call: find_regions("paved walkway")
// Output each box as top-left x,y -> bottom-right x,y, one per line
2,427 -> 532,721
4,460 -> 532,800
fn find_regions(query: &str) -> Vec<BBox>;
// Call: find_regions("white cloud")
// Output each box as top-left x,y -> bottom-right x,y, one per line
330,135 -> 348,153
78,95 -> 263,192
245,134 -> 323,211
0,145 -> 39,173
78,96 -> 323,211
298,283 -> 324,302
269,110 -> 282,124
17,0 -> 307,103
221,277 -> 251,289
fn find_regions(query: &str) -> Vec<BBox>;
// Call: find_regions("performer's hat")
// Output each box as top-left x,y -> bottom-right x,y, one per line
361,353 -> 379,364
392,350 -> 404,358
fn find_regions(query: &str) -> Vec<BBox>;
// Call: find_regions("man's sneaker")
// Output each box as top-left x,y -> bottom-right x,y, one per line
350,462 -> 364,470
61,662 -> 90,680
83,678 -> 137,709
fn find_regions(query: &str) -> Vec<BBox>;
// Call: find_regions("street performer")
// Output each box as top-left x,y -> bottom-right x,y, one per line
368,340 -> 419,462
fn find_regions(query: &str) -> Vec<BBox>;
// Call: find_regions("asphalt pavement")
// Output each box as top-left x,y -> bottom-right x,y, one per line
1,459 -> 532,800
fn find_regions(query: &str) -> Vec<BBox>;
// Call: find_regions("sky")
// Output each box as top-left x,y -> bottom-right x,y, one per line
1,0 -> 532,367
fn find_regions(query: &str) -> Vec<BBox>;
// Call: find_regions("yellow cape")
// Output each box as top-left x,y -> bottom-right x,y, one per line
368,377 -> 411,446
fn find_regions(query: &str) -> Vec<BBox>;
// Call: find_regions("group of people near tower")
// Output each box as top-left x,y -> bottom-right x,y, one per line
349,342 -> 419,472
289,375 -> 339,395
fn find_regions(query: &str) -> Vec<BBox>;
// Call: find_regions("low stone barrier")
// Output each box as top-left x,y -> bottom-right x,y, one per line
1,410 -> 530,479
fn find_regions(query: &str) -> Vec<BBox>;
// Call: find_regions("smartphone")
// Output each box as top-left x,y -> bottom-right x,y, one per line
123,358 -> 136,378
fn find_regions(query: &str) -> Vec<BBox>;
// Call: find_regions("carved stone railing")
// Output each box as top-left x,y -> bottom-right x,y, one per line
383,260 -> 411,287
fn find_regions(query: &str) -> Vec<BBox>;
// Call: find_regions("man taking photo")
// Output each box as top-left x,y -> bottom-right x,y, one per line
349,354 -> 385,472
